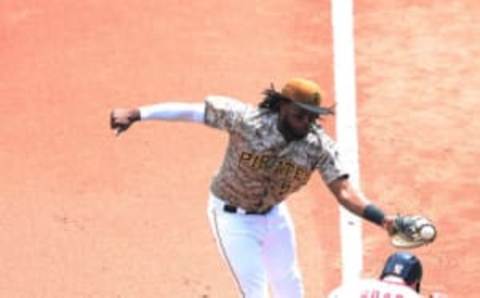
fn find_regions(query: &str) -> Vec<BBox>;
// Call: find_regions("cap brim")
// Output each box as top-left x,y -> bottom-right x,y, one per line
292,101 -> 333,115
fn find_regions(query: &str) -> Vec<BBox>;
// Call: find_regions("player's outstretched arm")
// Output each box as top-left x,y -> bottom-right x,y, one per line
110,102 -> 205,136
327,177 -> 396,233
328,177 -> 438,248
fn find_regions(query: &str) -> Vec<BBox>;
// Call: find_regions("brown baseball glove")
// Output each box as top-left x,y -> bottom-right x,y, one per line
390,215 -> 437,249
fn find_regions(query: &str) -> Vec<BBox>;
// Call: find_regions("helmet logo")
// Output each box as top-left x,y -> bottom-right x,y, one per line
394,264 -> 404,275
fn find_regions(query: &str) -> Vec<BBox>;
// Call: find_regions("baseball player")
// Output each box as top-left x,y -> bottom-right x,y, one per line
110,78 -> 398,298
328,251 -> 447,298
328,251 -> 423,298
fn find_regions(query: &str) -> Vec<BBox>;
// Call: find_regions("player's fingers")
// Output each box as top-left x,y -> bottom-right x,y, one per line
114,127 -> 124,137
114,123 -> 132,136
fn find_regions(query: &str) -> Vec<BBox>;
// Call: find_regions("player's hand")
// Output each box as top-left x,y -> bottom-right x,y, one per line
110,108 -> 140,136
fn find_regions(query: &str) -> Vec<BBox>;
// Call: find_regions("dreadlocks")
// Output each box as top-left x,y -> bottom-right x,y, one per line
258,83 -> 290,112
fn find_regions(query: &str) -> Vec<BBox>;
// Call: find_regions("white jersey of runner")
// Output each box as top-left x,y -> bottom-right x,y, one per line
328,278 -> 420,298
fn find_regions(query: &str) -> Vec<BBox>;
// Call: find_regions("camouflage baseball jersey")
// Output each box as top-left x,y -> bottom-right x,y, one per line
204,95 -> 349,212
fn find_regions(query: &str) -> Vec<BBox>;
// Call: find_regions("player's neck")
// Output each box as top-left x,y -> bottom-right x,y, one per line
277,125 -> 295,143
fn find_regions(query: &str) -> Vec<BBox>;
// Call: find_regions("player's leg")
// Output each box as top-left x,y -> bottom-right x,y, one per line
207,195 -> 269,298
262,202 -> 304,298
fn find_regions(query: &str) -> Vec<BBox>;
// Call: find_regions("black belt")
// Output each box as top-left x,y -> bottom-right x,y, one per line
223,204 -> 273,215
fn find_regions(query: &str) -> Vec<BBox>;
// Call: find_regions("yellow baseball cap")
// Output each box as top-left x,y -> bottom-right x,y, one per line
281,78 -> 333,115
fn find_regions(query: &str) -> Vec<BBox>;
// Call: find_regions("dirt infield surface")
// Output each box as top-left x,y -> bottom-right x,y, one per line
1,0 -> 479,297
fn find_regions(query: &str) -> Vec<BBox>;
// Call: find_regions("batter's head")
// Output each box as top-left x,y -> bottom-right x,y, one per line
380,252 -> 423,293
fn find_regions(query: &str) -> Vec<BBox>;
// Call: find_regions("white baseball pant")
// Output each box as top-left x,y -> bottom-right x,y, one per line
207,193 -> 303,298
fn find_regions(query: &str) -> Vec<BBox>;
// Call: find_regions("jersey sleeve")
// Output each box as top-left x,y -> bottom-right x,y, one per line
139,102 -> 205,122
204,95 -> 249,132
316,133 -> 350,184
